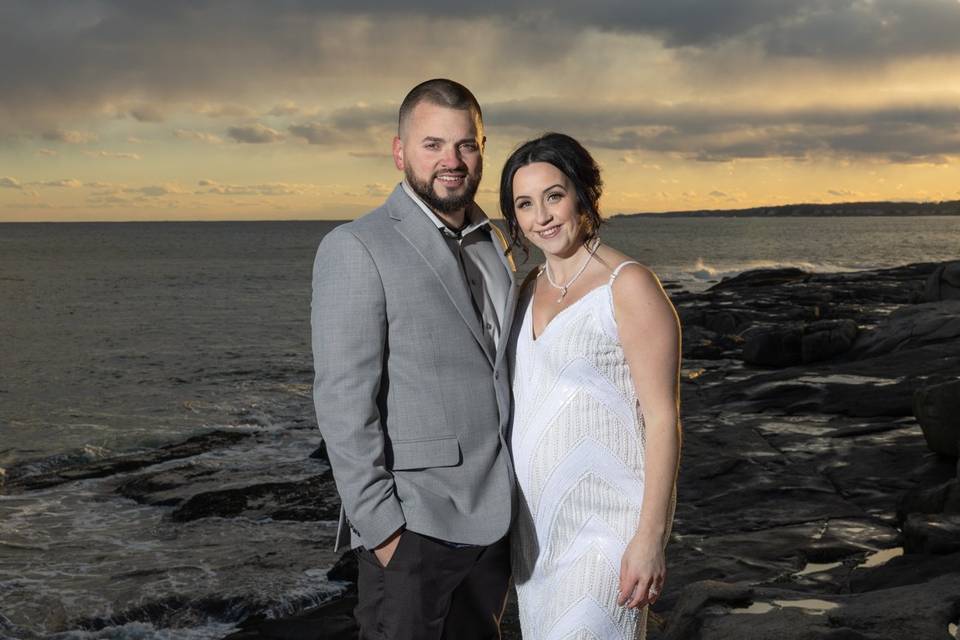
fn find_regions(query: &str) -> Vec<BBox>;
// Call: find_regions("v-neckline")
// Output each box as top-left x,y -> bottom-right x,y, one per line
528,282 -> 609,342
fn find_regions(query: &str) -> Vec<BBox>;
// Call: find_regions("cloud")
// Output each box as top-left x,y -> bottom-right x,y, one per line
491,99 -> 960,163
1,1 -> 958,130
286,103 -> 393,147
349,150 -> 391,159
328,103 -> 396,132
123,184 -> 185,197
196,180 -> 310,196
35,148 -> 58,156
36,178 -> 82,188
192,103 -> 256,118
3,0 -> 960,202
174,128 -> 223,144
827,188 -> 861,197
0,176 -> 23,189
42,129 -> 97,144
86,193 -> 132,207
618,155 -> 661,169
267,101 -> 301,116
365,183 -> 391,197
288,123 -> 343,145
227,123 -> 284,144
82,150 -> 142,159
129,105 -> 165,122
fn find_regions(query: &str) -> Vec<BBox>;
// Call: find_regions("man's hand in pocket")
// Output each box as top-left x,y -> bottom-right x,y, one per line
373,528 -> 404,567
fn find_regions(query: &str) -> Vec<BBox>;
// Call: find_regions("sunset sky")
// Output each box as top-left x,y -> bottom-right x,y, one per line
2,0 -> 960,222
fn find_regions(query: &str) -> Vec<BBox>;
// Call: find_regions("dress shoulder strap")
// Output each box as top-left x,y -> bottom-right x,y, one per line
609,260 -> 642,285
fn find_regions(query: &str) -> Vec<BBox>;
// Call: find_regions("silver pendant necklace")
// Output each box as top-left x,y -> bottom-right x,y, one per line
543,238 -> 601,303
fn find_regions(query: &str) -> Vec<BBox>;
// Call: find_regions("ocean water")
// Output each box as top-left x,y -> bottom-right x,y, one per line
1,215 -> 959,638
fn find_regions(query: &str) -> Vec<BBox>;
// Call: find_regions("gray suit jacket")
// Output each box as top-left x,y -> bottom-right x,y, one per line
311,184 -> 518,551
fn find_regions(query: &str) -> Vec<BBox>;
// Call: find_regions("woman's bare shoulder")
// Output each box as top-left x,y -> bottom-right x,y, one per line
593,246 -> 660,292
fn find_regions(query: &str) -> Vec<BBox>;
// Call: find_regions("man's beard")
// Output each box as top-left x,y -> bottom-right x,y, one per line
405,166 -> 482,214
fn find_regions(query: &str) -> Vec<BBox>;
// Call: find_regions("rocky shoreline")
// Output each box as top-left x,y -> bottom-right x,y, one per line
3,260 -> 959,639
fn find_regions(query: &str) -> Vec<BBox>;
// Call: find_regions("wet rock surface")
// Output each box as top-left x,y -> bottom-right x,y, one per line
914,378 -> 960,457
651,261 -> 960,639
923,260 -> 960,302
3,430 -> 253,492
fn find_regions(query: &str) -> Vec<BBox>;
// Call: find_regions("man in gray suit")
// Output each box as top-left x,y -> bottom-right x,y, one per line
311,79 -> 517,639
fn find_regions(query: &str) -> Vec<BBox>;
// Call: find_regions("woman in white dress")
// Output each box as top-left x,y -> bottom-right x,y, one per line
500,133 -> 682,640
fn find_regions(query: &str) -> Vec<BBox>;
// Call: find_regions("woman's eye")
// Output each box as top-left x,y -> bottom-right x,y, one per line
547,192 -> 562,201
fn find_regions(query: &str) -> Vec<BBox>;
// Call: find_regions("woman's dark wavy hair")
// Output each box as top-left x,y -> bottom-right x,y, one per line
499,132 -> 604,260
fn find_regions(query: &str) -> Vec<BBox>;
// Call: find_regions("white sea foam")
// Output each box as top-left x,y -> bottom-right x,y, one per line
6,445 -> 113,480
661,257 -> 868,292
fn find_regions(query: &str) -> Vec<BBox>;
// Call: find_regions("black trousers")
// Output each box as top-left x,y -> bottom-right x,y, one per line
354,530 -> 510,640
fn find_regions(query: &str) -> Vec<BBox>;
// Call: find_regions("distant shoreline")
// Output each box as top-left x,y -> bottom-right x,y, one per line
616,200 -> 960,219
3,200 -> 960,223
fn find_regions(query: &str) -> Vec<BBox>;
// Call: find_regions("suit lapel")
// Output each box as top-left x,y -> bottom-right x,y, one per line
389,186 -> 494,365
488,223 -> 519,369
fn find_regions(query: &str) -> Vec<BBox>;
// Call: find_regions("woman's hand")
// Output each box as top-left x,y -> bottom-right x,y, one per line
617,531 -> 666,609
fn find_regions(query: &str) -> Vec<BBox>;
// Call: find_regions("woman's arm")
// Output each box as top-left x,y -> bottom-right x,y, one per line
610,263 -> 682,609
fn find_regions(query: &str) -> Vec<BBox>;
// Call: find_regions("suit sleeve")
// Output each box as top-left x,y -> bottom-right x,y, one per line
311,227 -> 405,548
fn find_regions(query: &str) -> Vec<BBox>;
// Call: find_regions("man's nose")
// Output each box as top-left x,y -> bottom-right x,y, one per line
440,145 -> 463,167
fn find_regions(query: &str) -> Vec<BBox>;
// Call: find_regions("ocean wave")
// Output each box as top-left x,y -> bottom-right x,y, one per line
4,445 -> 112,482
660,258 -> 868,291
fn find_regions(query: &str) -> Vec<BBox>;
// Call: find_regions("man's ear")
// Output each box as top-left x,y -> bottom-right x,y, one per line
392,136 -> 404,171
481,135 -> 487,153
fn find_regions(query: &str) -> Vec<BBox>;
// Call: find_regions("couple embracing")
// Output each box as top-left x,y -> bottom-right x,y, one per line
311,79 -> 681,640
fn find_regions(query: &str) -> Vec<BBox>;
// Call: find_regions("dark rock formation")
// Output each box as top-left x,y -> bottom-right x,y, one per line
923,260 -> 960,302
897,479 -> 960,522
903,513 -> 960,555
800,319 -> 858,363
223,596 -> 358,640
742,324 -> 803,366
2,430 -> 252,492
849,550 -> 960,592
847,300 -> 960,359
914,379 -> 960,457
170,471 -> 339,522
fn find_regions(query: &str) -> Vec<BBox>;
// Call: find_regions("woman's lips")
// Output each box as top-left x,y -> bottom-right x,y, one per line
538,225 -> 561,239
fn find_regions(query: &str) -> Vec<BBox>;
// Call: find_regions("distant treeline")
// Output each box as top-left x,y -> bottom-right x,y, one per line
619,200 -> 960,218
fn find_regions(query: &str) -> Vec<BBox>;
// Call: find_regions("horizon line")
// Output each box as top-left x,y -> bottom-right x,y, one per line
2,198 -> 959,224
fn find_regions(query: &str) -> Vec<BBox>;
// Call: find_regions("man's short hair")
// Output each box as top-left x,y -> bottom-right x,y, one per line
398,79 -> 483,136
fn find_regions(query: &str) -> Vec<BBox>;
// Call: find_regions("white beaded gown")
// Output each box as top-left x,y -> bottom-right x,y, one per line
508,261 -> 674,640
